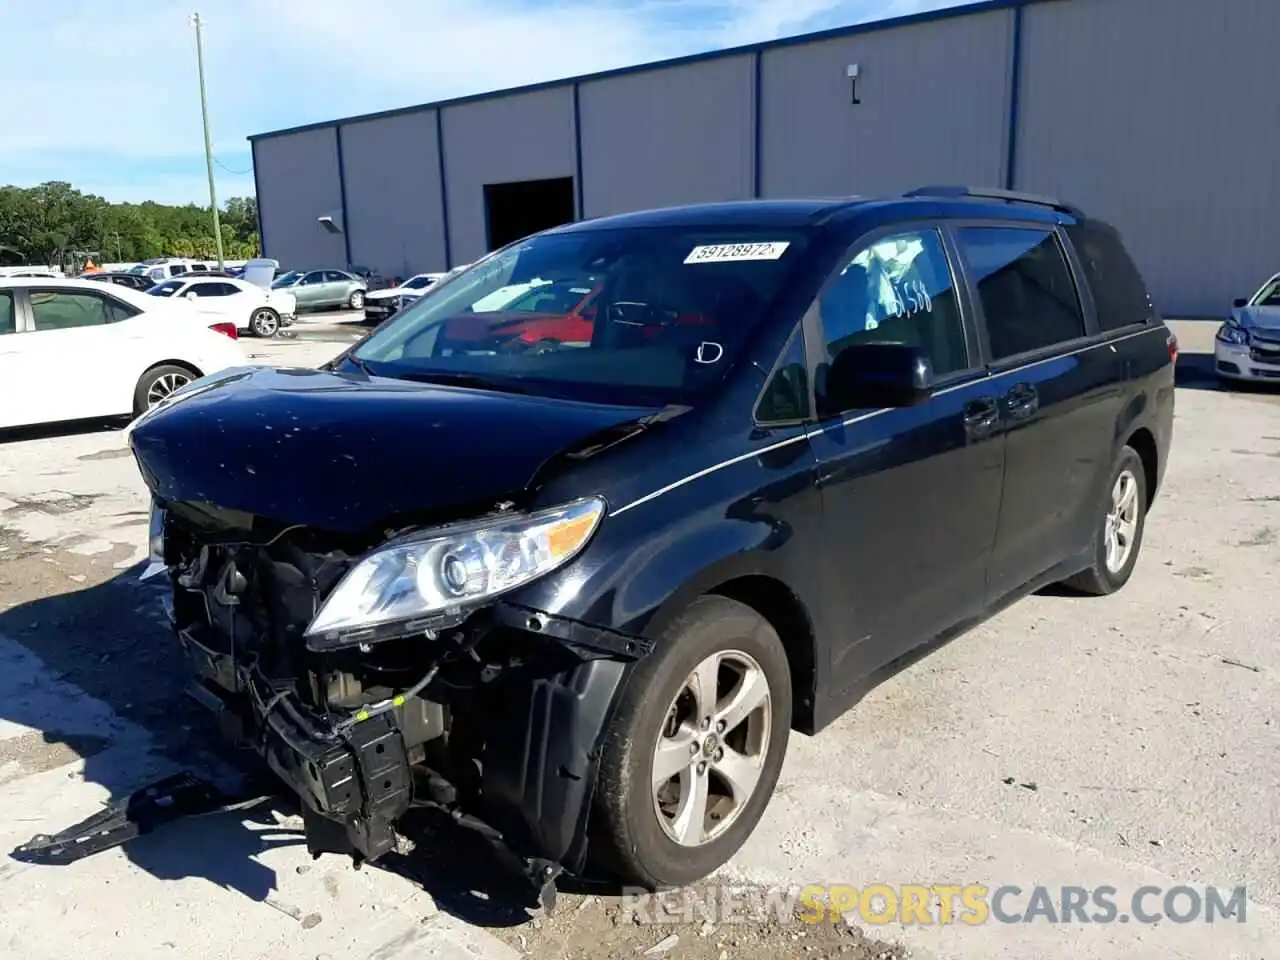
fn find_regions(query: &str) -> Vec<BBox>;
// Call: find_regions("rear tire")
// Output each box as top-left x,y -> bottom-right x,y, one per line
592,595 -> 791,889
133,364 -> 195,417
1060,445 -> 1148,595
249,308 -> 280,338
348,290 -> 365,310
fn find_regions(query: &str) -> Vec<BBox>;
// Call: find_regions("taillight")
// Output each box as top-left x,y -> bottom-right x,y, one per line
210,322 -> 238,340
1167,331 -> 1178,363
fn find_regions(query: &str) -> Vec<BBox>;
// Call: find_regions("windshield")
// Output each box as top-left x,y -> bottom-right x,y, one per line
404,274 -> 434,289
127,265 -> 146,275
272,271 -> 303,288
1250,276 -> 1280,308
351,226 -> 809,406
148,279 -> 184,297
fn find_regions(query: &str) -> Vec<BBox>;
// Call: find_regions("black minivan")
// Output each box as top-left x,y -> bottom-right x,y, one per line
128,186 -> 1175,898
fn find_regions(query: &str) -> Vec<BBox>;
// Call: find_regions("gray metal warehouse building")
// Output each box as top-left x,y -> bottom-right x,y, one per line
248,0 -> 1279,317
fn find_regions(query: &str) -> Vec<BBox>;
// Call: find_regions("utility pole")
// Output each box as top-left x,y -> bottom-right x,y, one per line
191,11 -> 224,269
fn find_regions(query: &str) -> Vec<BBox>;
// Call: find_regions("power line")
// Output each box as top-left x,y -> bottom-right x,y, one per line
214,156 -> 252,176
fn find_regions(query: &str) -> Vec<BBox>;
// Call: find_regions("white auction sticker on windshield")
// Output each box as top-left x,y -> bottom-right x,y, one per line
684,242 -> 790,264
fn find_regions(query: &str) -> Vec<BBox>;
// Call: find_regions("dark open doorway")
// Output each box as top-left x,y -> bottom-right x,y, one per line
483,177 -> 576,251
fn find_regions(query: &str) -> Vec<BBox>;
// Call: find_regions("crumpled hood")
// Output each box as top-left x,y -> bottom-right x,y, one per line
1233,306 -> 1280,332
127,365 -> 658,534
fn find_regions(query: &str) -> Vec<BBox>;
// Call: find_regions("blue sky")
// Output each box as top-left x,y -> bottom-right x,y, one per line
0,0 -> 965,206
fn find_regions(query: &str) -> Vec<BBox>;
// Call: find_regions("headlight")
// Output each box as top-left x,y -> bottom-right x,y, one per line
305,497 -> 605,640
1217,323 -> 1250,346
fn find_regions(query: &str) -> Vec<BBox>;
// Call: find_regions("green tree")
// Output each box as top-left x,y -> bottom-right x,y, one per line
0,180 -> 259,267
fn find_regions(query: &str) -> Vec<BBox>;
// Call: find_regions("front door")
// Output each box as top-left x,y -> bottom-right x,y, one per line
952,224 -> 1123,601
13,287 -> 140,423
806,225 -> 1005,687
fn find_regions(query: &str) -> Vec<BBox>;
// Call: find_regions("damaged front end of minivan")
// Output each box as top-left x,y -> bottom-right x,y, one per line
144,491 -> 647,900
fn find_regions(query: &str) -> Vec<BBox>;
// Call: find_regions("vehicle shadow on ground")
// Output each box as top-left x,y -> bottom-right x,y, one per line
1175,351 -> 1222,391
0,417 -> 127,445
0,563 -> 596,928
1175,351 -> 1280,400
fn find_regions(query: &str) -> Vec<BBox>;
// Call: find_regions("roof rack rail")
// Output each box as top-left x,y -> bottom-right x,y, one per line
903,185 -> 1083,218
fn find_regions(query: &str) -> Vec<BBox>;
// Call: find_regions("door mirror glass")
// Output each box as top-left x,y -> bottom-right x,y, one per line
821,342 -> 932,412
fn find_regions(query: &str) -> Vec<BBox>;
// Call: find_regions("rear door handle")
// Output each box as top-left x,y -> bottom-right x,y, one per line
1002,382 -> 1039,420
963,397 -> 1000,439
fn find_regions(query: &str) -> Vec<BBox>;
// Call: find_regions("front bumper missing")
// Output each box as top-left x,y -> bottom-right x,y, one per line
174,605 -> 632,903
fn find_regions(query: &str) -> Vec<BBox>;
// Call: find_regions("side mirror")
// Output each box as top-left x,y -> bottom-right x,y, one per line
820,342 -> 933,413
185,291 -> 198,301
1233,298 -> 1248,309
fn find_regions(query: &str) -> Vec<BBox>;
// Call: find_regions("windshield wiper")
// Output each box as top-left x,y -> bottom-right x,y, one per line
389,370 -> 532,395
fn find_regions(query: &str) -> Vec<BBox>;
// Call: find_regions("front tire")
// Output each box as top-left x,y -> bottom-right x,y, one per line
133,364 -> 195,417
593,595 -> 791,889
348,290 -> 365,310
1060,445 -> 1148,595
249,308 -> 280,338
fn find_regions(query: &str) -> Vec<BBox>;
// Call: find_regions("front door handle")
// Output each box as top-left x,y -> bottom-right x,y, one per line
1002,382 -> 1039,421
963,396 -> 1000,439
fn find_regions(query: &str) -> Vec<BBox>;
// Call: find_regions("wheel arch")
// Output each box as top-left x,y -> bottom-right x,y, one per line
131,359 -> 205,415
1125,426 -> 1159,507
140,358 -> 204,380
642,559 -> 820,736
707,575 -> 818,735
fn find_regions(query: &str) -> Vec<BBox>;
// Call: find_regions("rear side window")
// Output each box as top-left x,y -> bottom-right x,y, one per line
0,291 -> 14,334
29,291 -> 120,330
957,227 -> 1086,360
1064,222 -> 1156,330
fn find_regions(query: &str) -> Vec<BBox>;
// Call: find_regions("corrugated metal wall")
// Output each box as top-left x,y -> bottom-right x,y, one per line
339,112 -> 447,279
251,0 -> 1280,315
578,56 -> 756,217
761,10 -> 1012,197
1016,0 -> 1280,316
440,88 -> 576,265
253,127 -> 345,269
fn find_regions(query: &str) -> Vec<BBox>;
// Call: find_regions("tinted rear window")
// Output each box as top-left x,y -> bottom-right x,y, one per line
1063,222 -> 1157,331
956,226 -> 1086,360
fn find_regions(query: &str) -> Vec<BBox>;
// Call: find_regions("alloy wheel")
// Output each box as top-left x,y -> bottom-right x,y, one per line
251,309 -> 279,337
1104,467 -> 1140,573
651,649 -> 772,847
146,372 -> 191,408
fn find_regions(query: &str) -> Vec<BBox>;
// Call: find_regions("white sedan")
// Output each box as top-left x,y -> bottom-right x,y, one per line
1216,271 -> 1280,384
361,272 -> 446,323
0,278 -> 247,430
147,275 -> 297,338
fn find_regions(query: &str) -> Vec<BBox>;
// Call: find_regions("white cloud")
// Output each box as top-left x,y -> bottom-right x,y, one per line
0,0 -> 955,202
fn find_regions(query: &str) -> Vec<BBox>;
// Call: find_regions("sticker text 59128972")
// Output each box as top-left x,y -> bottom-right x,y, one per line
684,242 -> 791,265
